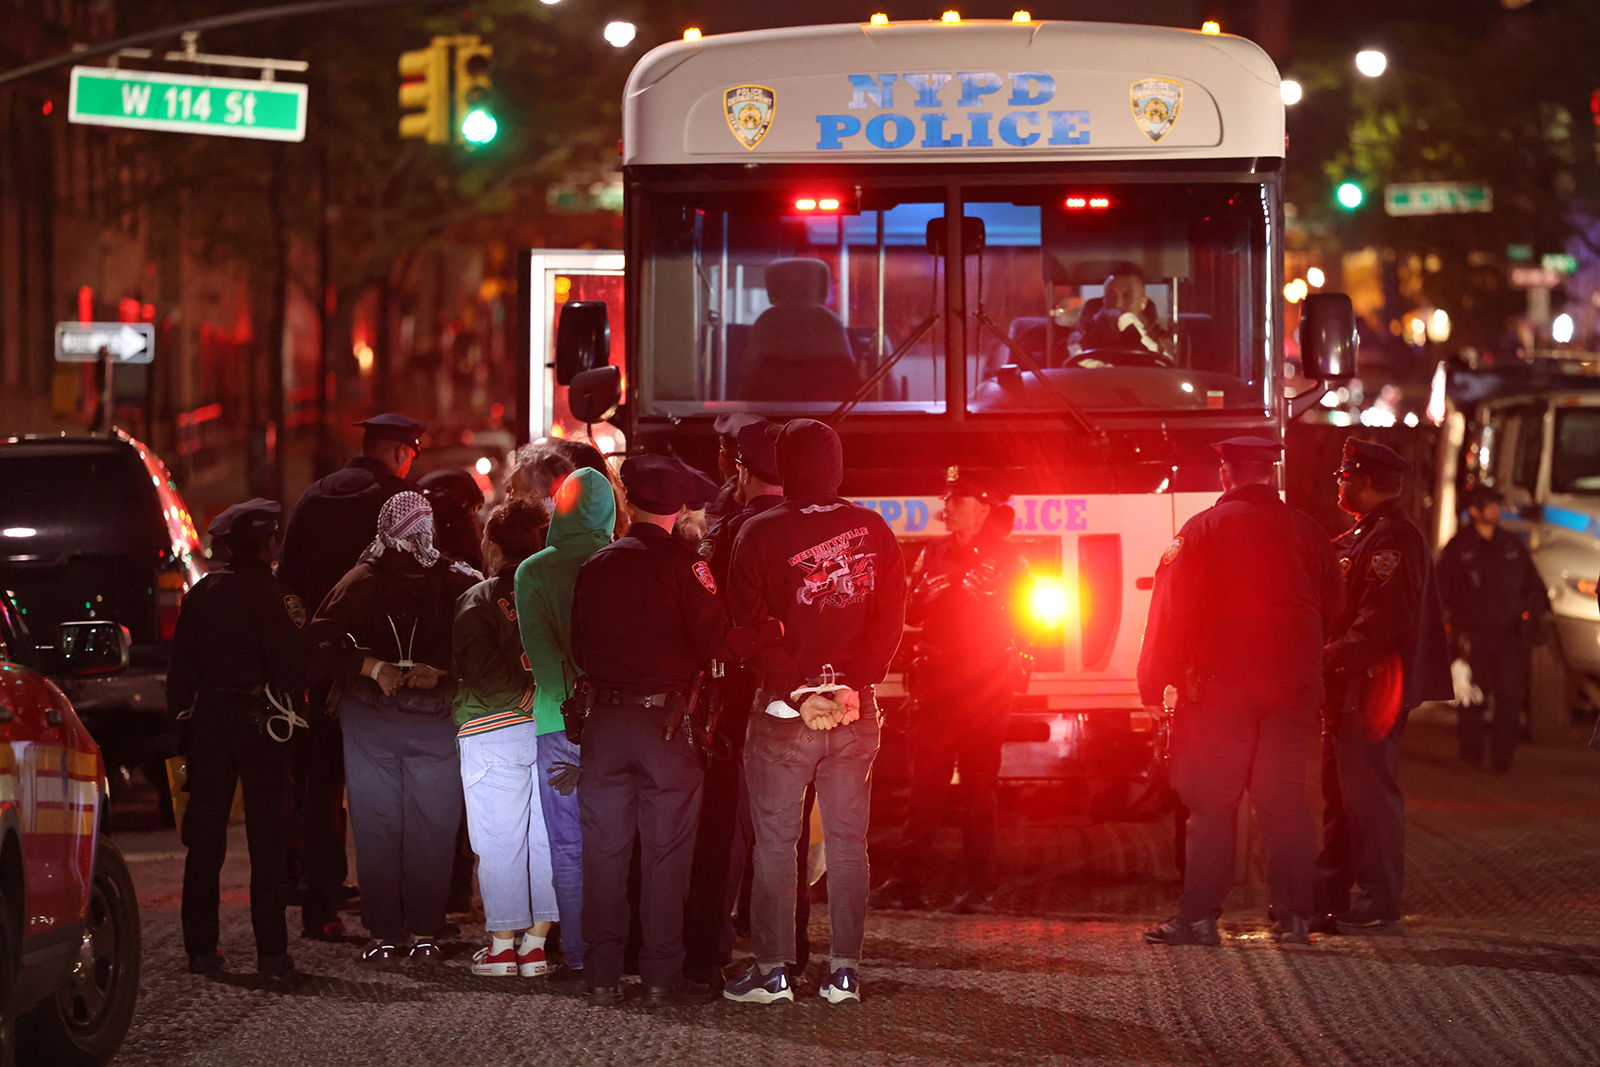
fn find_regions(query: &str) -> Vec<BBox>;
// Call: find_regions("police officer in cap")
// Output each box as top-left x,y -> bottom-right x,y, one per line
1138,438 -> 1345,947
1437,484 -> 1549,772
169,499 -> 359,976
872,465 -> 1030,915
277,412 -> 425,938
1316,438 -> 1451,935
570,454 -> 739,1007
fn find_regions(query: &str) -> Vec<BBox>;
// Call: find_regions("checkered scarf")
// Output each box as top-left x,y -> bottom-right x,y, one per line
360,491 -> 440,569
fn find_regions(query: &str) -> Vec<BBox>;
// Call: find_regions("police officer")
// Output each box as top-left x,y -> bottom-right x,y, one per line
570,455 -> 734,1008
871,466 -> 1030,915
168,499 -> 357,976
277,412 -> 425,939
1137,438 -> 1346,947
1316,439 -> 1452,935
1437,485 -> 1548,772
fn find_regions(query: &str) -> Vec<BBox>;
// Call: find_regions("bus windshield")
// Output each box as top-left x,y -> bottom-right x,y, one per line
634,179 -> 1274,420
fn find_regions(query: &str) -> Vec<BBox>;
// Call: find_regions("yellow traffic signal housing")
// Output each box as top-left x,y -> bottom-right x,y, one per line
453,38 -> 494,145
398,39 -> 450,143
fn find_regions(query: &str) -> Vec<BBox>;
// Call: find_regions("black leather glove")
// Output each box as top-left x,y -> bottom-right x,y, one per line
546,760 -> 582,797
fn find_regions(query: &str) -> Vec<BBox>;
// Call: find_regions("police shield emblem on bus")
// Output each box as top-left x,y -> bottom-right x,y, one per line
724,85 -> 775,149
1130,77 -> 1183,143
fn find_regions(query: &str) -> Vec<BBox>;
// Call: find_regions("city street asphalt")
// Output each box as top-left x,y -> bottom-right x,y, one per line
106,715 -> 1600,1066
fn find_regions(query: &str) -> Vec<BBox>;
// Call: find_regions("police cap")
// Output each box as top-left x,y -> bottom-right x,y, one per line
1465,483 -> 1503,510
943,465 -> 1007,505
355,413 -> 428,450
736,422 -> 781,484
621,455 -> 716,515
208,498 -> 281,543
1339,438 -> 1412,477
1212,436 -> 1283,464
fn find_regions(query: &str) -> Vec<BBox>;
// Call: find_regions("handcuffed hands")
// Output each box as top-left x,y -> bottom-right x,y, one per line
1449,658 -> 1482,707
403,664 -> 442,690
798,688 -> 861,731
546,760 -> 582,796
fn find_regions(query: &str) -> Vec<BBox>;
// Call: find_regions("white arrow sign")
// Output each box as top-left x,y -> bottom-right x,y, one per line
55,321 -> 156,364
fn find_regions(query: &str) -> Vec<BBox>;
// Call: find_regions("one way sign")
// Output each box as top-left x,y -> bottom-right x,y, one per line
55,322 -> 155,364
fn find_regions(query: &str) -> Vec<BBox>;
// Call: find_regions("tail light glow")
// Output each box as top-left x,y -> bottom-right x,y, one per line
1027,577 -> 1070,628
1065,196 -> 1111,209
794,197 -> 844,212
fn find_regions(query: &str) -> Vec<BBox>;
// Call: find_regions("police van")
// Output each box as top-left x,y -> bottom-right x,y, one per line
1433,361 -> 1600,741
520,17 -> 1355,823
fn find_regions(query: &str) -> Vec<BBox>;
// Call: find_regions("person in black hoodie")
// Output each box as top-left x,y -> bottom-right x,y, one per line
722,419 -> 906,1007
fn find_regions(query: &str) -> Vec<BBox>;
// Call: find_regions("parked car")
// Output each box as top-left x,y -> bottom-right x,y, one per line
0,431 -> 208,818
0,586 -> 142,1067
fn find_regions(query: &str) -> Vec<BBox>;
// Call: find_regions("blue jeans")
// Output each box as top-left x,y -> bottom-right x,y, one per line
536,729 -> 585,969
460,722 -> 559,931
745,700 -> 879,969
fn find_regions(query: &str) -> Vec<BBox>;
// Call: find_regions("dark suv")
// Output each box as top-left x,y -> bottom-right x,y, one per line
0,432 -> 207,808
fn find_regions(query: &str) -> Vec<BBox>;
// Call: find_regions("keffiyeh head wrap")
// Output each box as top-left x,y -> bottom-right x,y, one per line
361,491 -> 440,568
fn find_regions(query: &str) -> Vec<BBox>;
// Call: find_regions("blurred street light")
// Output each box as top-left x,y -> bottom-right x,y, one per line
1553,313 -> 1575,344
1280,79 -> 1302,105
1285,279 -> 1308,303
540,0 -> 561,4
604,21 -> 636,47
1307,266 -> 1325,287
1427,309 -> 1451,344
1355,50 -> 1387,77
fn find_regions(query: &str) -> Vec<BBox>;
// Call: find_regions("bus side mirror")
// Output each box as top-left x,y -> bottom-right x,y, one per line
568,366 -> 622,425
555,301 -> 610,386
59,620 -> 130,677
1299,293 -> 1358,381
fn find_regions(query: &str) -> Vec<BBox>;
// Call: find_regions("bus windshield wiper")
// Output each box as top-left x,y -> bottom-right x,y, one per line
971,306 -> 1105,441
829,311 -> 940,425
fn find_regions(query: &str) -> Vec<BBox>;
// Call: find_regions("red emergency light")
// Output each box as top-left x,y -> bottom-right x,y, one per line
794,197 -> 843,212
1064,196 -> 1111,209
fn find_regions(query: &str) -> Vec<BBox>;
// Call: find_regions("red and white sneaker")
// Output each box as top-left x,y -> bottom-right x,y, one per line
470,945 -> 518,977
517,945 -> 548,977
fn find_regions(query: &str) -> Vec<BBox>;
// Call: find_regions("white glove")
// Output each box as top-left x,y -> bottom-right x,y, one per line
1450,658 -> 1482,706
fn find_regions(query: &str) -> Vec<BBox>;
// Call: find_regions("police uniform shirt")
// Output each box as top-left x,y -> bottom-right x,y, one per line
1138,483 -> 1345,708
167,554 -> 328,712
908,519 -> 1030,672
277,457 -> 415,613
698,494 -> 783,590
1323,497 -> 1453,710
571,522 -> 732,694
1437,524 -> 1547,640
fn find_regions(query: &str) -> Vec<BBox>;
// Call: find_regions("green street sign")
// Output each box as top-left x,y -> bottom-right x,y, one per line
1383,181 -> 1492,217
1542,253 -> 1578,275
69,67 -> 307,142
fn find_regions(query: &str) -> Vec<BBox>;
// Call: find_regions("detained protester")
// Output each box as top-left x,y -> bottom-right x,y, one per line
724,419 -> 907,1006
1137,438 -> 1345,947
872,466 -> 1030,915
570,455 -> 749,1008
514,465 -> 617,992
315,491 -> 479,962
1436,485 -> 1549,772
452,497 -> 556,978
1316,439 -> 1452,935
168,499 -> 360,976
420,466 -> 489,576
278,412 -> 426,939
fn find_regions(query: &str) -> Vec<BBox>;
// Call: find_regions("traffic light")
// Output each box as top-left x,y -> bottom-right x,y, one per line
454,37 -> 496,145
1335,181 -> 1364,210
398,39 -> 450,143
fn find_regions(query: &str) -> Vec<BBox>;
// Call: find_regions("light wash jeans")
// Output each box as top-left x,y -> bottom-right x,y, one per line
460,721 -> 559,931
536,730 -> 585,969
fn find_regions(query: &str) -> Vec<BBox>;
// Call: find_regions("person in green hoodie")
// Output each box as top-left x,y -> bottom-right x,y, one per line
514,464 -> 616,992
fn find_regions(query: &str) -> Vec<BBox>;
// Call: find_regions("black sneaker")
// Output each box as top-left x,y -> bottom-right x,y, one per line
1142,917 -> 1221,946
868,878 -> 926,911
722,963 -> 795,1004
257,953 -> 297,975
187,951 -> 225,975
639,979 -> 717,1007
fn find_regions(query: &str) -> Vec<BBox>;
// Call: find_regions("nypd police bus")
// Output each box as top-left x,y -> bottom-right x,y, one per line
523,17 -> 1355,820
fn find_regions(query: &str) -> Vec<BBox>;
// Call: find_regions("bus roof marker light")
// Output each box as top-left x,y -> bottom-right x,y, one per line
1201,20 -> 1221,34
1012,10 -> 1032,22
941,10 -> 961,23
869,13 -> 889,25
683,28 -> 701,41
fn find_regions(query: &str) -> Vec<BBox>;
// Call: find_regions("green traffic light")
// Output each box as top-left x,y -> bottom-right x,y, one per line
462,108 -> 497,144
1336,182 -> 1364,210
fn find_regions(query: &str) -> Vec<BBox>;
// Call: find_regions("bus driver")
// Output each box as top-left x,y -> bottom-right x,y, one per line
1065,263 -> 1176,365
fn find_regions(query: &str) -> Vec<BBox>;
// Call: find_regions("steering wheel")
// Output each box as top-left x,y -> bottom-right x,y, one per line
1063,346 -> 1176,370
